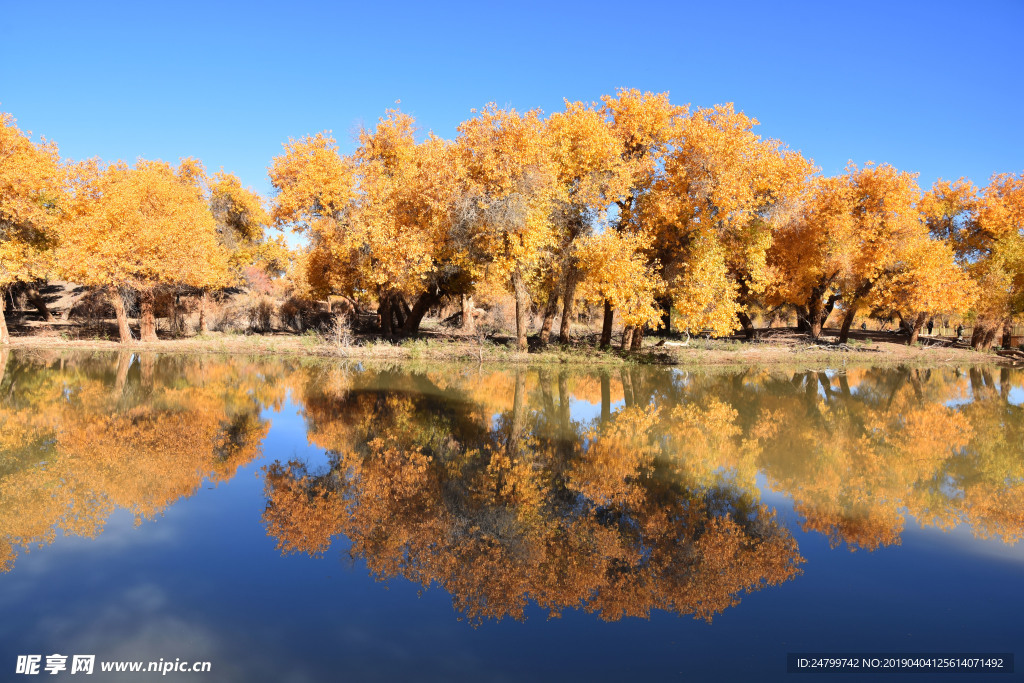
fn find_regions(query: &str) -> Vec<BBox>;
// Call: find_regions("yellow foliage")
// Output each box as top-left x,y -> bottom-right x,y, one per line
210,171 -> 270,243
639,104 -> 816,330
547,100 -> 630,211
456,104 -> 560,276
575,230 -> 663,328
766,162 -> 943,335
870,232 -> 977,322
918,173 -> 1024,343
60,159 -> 231,292
0,112 -> 65,289
268,132 -> 353,230
973,173 -> 1024,330
669,234 -> 741,335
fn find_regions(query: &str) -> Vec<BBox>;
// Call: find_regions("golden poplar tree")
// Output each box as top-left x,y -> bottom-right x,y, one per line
597,89 -> 685,347
575,230 -> 663,339
972,173 -> 1024,349
644,104 -> 815,339
0,113 -> 65,344
270,113 -> 465,335
202,170 -> 276,331
344,111 -> 464,334
918,174 -> 1023,350
868,233 -> 977,344
61,160 -> 231,343
539,100 -> 631,344
454,105 -> 561,350
767,163 -> 942,341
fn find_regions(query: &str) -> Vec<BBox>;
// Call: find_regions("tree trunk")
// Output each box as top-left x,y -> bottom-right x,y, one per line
170,293 -> 183,337
1002,324 -> 1013,349
630,325 -> 644,351
0,292 -> 9,345
461,295 -> 476,334
110,290 -> 132,344
391,294 -> 407,330
907,312 -> 927,346
114,351 -> 132,396
971,322 -> 996,351
737,310 -> 755,340
806,302 -> 825,339
140,352 -> 155,389
824,294 -> 839,321
402,291 -> 440,336
397,294 -> 412,321
600,299 -> 613,349
509,370 -> 527,451
557,276 -> 577,344
838,307 -> 857,344
982,326 -> 998,352
620,367 -> 635,407
539,295 -> 559,345
27,286 -> 54,322
511,269 -> 530,351
60,290 -> 88,321
139,290 -> 157,342
600,371 -> 611,424
656,296 -> 672,336
804,290 -> 839,339
198,291 -> 211,333
839,283 -> 873,344
795,305 -> 810,333
378,295 -> 392,336
620,326 -> 633,351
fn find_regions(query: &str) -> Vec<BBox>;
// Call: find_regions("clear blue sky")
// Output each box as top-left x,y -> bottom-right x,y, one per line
2,0 -> 1022,199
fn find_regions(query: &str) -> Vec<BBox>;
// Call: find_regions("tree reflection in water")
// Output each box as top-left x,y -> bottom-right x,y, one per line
263,363 -> 1024,622
1,353 -> 1021,624
0,351 -> 273,572
265,366 -> 801,624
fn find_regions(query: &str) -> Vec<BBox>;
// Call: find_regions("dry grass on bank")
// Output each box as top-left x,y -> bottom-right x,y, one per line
3,318 -> 1009,369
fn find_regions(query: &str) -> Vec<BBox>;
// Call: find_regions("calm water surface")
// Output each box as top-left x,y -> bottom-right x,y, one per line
0,350 -> 1021,682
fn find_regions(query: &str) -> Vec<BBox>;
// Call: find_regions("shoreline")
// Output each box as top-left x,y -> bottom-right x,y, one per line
1,330 -> 1009,369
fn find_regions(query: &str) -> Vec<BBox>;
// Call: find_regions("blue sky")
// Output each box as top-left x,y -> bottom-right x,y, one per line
2,0 -> 1022,199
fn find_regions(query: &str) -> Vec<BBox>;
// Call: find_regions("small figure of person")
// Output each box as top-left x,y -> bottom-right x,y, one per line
956,324 -> 964,341
861,322 -> 867,331
927,319 -> 934,336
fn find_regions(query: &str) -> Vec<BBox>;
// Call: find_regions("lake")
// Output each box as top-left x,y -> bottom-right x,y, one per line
0,350 -> 1021,681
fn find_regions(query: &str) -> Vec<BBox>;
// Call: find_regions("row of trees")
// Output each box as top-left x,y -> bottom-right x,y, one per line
269,90 -> 1022,351
2,92 -> 1022,350
0,112 -> 285,343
